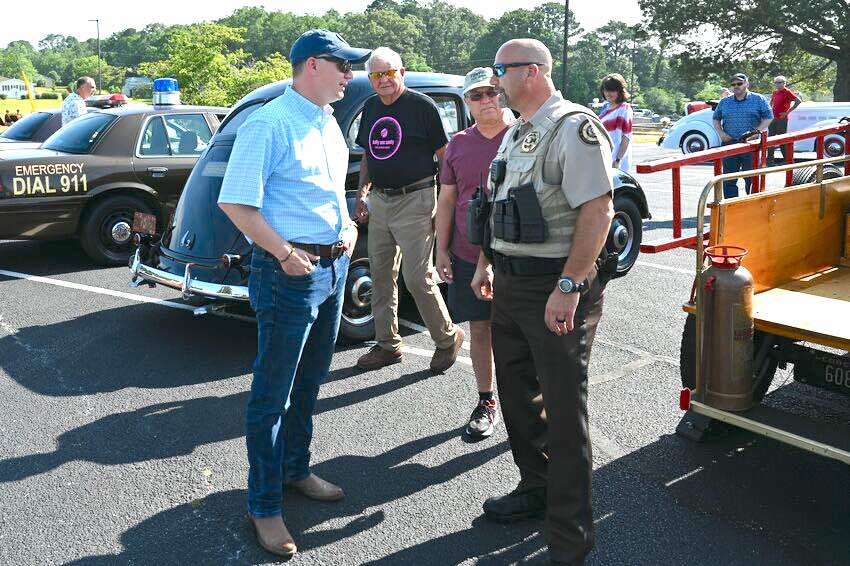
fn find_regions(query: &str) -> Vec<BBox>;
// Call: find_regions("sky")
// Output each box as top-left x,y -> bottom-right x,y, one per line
1,1 -> 643,49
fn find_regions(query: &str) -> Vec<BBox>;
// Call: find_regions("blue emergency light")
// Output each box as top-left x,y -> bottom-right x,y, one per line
153,78 -> 180,105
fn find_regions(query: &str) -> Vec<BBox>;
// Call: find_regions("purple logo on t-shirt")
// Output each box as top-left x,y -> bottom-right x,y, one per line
369,116 -> 403,160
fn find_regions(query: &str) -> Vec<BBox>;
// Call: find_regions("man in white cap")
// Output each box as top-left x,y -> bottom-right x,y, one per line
435,67 -> 514,438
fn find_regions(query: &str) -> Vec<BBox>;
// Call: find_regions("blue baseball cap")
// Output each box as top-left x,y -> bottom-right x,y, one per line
289,29 -> 371,67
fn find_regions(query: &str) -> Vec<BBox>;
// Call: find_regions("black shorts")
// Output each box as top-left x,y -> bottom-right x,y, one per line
447,254 -> 492,322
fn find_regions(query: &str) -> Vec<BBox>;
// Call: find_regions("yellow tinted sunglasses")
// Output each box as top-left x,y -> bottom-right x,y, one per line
368,69 -> 398,80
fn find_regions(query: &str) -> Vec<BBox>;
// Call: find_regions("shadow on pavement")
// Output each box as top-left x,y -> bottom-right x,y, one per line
0,240 -> 101,277
65,428 -> 511,564
0,303 -> 257,397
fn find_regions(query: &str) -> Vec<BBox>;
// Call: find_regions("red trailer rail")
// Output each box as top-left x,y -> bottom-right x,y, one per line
636,120 -> 850,253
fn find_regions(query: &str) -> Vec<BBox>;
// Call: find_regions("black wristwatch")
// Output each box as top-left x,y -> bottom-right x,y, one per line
557,276 -> 583,294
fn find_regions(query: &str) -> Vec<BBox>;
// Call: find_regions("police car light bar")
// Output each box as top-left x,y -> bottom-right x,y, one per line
153,78 -> 180,105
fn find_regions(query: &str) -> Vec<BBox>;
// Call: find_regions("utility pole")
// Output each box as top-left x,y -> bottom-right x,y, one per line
88,19 -> 101,94
562,0 -> 569,94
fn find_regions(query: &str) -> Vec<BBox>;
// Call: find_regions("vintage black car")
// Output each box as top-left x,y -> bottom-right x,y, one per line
130,71 -> 650,341
0,109 -> 62,151
0,103 -> 228,264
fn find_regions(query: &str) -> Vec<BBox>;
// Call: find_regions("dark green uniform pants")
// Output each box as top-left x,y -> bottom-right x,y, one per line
491,264 -> 604,563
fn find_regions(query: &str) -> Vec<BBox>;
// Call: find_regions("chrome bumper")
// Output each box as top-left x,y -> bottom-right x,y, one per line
129,248 -> 249,302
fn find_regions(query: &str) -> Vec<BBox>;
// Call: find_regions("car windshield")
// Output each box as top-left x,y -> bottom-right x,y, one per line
0,112 -> 50,141
42,112 -> 116,154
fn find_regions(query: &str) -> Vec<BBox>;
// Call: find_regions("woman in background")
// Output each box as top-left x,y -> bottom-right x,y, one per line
598,73 -> 633,171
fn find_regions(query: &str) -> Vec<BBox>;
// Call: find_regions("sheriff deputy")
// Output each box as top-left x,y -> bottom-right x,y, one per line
470,39 -> 615,566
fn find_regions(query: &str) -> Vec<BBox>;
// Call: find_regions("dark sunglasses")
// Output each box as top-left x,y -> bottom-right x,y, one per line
730,81 -> 744,86
317,56 -> 352,74
492,62 -> 542,77
368,69 -> 398,80
466,89 -> 499,102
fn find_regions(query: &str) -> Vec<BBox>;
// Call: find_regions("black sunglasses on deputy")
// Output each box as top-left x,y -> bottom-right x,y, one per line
467,89 -> 499,101
492,62 -> 543,77
317,56 -> 352,74
730,81 -> 744,87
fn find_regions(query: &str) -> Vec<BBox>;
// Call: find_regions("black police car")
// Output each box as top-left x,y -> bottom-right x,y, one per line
0,101 -> 228,264
130,71 -> 650,342
0,109 -> 62,151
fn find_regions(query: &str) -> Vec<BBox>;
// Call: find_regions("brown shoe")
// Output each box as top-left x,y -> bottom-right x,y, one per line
430,327 -> 465,374
286,473 -> 345,501
248,514 -> 297,559
357,345 -> 402,370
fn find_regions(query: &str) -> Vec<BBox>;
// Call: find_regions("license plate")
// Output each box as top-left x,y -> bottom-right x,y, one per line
794,347 -> 850,396
132,212 -> 157,235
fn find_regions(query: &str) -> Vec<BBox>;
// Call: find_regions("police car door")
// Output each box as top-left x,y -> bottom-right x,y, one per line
133,113 -> 213,207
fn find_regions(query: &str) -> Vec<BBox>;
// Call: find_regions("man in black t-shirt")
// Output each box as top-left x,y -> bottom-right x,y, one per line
354,46 -> 464,373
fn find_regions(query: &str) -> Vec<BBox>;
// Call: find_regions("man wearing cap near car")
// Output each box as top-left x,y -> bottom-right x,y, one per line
435,67 -> 514,438
218,29 -> 369,559
712,72 -> 773,198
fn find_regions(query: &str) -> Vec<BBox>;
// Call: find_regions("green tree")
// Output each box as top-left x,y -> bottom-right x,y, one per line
227,53 -> 293,102
0,42 -> 37,80
565,34 -> 607,105
139,23 -> 249,106
470,3 -> 581,88
341,9 -> 431,71
639,0 -> 850,100
639,86 -> 686,115
71,55 -> 125,91
417,0 -> 487,74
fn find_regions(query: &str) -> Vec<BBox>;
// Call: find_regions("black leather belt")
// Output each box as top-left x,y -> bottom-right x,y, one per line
373,177 -> 435,197
255,241 -> 345,260
492,252 -> 566,276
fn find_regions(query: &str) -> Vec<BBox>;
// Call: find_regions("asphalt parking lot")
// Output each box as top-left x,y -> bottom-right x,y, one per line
1,144 -> 848,565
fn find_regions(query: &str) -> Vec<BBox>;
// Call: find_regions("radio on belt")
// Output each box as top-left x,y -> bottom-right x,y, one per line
153,78 -> 181,105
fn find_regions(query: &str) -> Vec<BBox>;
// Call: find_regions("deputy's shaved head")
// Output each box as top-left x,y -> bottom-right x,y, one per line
496,39 -> 552,75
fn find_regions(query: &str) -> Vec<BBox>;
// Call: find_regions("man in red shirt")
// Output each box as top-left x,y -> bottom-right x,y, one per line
769,75 -> 802,164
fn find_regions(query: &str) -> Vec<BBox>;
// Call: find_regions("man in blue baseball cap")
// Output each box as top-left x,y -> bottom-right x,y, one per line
289,28 -> 371,68
219,28 -> 369,559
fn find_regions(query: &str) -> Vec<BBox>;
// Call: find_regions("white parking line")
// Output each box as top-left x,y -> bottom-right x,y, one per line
635,261 -> 693,276
0,268 -> 196,311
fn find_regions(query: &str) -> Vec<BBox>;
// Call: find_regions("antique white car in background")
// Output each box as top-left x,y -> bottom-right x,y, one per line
659,101 -> 850,155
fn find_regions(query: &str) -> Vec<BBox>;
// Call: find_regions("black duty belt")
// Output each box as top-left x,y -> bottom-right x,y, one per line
373,177 -> 435,197
255,241 -> 345,260
492,252 -> 566,276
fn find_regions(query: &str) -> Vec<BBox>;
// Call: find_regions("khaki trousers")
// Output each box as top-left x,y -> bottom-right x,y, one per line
491,264 -> 605,563
368,185 -> 456,351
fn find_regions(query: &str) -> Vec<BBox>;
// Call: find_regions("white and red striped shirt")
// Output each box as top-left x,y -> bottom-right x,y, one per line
598,102 -> 633,172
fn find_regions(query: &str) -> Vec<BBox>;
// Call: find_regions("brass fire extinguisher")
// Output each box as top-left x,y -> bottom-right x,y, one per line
698,245 -> 755,411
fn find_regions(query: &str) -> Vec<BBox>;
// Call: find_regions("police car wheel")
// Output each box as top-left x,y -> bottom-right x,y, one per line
680,314 -> 778,403
80,194 -> 155,266
608,195 -> 642,278
339,257 -> 375,343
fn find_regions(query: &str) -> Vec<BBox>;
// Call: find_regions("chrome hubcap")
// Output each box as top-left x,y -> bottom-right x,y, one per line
111,221 -> 132,244
350,275 -> 372,309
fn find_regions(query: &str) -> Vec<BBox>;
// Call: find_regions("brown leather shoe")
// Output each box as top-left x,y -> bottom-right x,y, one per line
430,327 -> 465,374
356,345 -> 402,370
286,473 -> 345,502
248,514 -> 297,559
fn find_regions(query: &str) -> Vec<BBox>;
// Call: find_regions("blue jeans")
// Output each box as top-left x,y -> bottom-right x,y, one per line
721,151 -> 754,198
245,249 -> 348,517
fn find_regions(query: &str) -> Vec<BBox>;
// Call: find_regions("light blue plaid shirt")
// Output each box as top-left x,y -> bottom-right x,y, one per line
218,87 -> 353,244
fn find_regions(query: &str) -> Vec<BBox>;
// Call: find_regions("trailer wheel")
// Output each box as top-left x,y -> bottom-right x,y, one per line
680,313 -> 778,402
791,164 -> 843,186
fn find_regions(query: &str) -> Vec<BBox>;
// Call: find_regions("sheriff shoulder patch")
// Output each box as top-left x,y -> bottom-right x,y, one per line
578,119 -> 600,146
